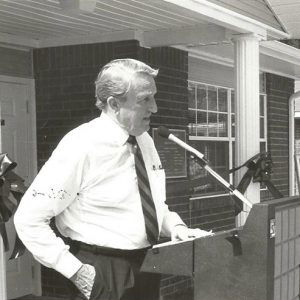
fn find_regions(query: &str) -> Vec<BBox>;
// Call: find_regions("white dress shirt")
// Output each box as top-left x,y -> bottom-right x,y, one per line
14,112 -> 185,279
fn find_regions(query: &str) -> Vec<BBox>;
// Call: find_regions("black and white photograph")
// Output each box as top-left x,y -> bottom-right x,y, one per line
0,1 -> 300,299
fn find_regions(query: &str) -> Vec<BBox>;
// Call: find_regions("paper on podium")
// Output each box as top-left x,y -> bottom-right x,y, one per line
153,238 -> 196,248
153,232 -> 215,249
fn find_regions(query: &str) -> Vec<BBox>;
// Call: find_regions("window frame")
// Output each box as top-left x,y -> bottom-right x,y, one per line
188,80 -> 267,200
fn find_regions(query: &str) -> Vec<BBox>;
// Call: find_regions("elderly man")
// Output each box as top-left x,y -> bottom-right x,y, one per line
14,59 -> 210,300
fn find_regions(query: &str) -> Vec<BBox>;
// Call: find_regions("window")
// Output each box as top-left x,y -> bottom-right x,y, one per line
188,79 -> 267,198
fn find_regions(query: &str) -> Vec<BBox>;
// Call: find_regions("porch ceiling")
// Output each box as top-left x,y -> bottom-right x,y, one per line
0,0 -> 220,48
0,0 -> 208,37
0,0 -> 290,49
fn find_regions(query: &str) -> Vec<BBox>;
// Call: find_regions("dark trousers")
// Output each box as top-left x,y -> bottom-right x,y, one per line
68,241 -> 161,300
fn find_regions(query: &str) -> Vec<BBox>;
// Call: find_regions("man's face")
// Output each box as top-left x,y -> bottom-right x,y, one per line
117,73 -> 157,136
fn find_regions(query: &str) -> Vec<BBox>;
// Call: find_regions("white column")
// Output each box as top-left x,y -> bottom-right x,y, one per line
233,33 -> 261,225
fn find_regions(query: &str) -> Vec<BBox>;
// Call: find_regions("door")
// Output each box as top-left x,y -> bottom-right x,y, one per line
0,78 -> 37,299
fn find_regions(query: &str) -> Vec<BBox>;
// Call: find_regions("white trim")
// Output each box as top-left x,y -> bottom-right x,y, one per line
261,41 -> 300,66
0,43 -> 31,52
38,29 -> 140,48
163,0 -> 289,40
0,75 -> 32,85
189,136 -> 230,142
185,48 -> 234,67
259,67 -> 299,80
295,80 -> 300,92
189,79 -> 234,90
0,33 -> 38,49
142,24 -> 227,48
177,40 -> 300,80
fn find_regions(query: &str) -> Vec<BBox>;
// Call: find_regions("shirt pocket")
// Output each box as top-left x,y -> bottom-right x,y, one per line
82,167 -> 137,208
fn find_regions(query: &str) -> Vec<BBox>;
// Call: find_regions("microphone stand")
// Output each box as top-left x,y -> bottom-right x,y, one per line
190,154 -> 253,209
158,126 -> 253,209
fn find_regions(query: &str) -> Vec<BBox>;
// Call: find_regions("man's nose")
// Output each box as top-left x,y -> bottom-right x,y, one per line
149,97 -> 158,113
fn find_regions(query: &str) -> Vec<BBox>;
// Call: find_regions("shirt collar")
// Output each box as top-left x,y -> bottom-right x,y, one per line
98,111 -> 130,146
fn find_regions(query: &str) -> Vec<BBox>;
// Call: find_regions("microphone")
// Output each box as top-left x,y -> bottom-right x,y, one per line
158,126 -> 205,160
157,126 -> 253,209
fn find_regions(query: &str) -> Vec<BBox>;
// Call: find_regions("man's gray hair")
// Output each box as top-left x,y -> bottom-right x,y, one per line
95,58 -> 158,110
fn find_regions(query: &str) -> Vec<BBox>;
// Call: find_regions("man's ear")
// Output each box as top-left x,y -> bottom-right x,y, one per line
107,96 -> 120,113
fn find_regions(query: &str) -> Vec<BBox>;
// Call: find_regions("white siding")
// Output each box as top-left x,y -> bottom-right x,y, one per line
189,56 -> 234,87
208,0 -> 284,31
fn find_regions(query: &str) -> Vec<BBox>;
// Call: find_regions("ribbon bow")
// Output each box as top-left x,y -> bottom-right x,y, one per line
229,152 -> 282,215
0,153 -> 27,259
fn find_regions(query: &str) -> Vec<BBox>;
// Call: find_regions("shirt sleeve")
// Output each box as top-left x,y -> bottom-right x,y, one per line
14,132 -> 88,278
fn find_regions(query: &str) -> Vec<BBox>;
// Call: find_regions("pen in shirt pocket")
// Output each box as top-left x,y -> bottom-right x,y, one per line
152,164 -> 163,171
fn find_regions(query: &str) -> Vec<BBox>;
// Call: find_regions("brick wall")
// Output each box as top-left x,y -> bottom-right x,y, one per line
261,73 -> 294,200
33,40 -> 238,299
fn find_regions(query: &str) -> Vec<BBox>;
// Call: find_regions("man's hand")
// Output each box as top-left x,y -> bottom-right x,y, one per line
171,225 -> 213,241
70,264 -> 96,300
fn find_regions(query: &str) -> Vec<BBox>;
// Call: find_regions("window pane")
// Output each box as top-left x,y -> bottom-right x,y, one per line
197,85 -> 207,110
189,141 -> 229,196
218,88 -> 228,112
231,114 -> 235,138
231,91 -> 235,113
196,111 -> 207,136
260,142 -> 267,189
219,113 -> 228,137
260,95 -> 265,117
232,141 -> 235,171
260,73 -> 266,93
208,86 -> 217,111
260,117 -> 265,139
208,112 -> 218,137
260,142 -> 266,152
188,84 -> 196,109
188,109 -> 196,135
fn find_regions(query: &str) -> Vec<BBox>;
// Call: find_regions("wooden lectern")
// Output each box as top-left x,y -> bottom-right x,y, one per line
141,196 -> 300,300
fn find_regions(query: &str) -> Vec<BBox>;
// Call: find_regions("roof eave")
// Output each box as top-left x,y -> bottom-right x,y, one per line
163,0 -> 290,40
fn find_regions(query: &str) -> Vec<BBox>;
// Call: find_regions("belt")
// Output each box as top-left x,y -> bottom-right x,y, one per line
69,239 -> 150,258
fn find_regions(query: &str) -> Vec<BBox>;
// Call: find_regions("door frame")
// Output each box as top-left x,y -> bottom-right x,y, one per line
0,75 -> 40,299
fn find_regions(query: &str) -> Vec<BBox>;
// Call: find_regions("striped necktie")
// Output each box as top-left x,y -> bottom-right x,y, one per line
127,136 -> 159,245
